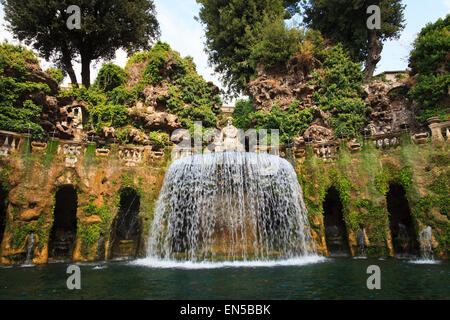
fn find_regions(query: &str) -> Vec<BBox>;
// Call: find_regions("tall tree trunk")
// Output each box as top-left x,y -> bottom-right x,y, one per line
62,57 -> 78,86
81,56 -> 91,89
363,29 -> 383,81
61,47 -> 78,86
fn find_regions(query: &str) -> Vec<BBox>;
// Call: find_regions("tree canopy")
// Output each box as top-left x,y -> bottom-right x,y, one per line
196,0 -> 287,96
2,0 -> 160,88
300,0 -> 405,80
408,15 -> 450,122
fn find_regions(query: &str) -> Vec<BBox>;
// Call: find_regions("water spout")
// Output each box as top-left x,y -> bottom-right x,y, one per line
419,226 -> 434,260
146,152 -> 315,262
356,228 -> 367,256
23,233 -> 36,265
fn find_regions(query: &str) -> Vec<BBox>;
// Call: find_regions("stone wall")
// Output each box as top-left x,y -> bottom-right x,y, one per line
0,129 -> 448,264
0,135 -> 169,265
297,138 -> 449,259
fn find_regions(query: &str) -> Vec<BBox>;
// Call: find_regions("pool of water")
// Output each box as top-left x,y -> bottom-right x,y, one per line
0,257 -> 448,300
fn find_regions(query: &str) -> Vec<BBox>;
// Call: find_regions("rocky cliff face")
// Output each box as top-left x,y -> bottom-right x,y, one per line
245,53 -> 420,142
363,79 -> 424,135
246,54 -> 320,113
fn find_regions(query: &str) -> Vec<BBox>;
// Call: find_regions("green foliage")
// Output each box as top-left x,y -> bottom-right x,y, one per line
300,0 -> 406,63
95,63 -> 128,92
108,86 -> 137,106
0,42 -> 38,76
232,99 -> 255,129
149,131 -> 170,148
45,67 -> 64,85
409,73 -> 450,122
374,163 -> 413,195
408,15 -> 450,122
233,99 -> 314,143
312,45 -> 368,137
3,0 -> 160,88
0,43 -> 50,139
59,86 -> 108,108
196,0 -> 286,95
59,86 -> 130,133
10,214 -> 48,250
79,200 -> 111,258
142,41 -> 172,85
409,15 -> 450,75
249,18 -> 301,70
127,42 -> 222,132
89,104 -> 129,133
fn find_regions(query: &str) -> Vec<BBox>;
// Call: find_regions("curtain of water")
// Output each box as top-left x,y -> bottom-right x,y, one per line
147,152 -> 315,261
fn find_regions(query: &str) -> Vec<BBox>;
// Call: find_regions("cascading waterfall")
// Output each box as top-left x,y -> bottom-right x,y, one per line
146,152 -> 316,262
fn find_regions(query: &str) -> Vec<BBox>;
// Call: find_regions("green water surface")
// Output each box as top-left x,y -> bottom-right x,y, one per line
0,258 -> 448,300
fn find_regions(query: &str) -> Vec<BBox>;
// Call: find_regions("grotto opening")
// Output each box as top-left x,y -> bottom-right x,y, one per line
110,187 -> 141,259
386,183 -> 420,256
48,185 -> 78,261
323,187 -> 350,256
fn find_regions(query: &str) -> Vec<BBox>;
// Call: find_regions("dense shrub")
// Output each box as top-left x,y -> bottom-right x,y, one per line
45,67 -> 64,85
95,63 -> 128,92
235,42 -> 368,141
249,18 -> 300,70
408,15 -> 450,122
127,41 -> 222,132
89,104 -> 129,133
233,99 -> 315,143
311,44 -> 368,137
0,43 -> 47,138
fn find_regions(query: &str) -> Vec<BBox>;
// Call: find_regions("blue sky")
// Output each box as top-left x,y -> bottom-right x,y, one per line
1,0 -> 449,104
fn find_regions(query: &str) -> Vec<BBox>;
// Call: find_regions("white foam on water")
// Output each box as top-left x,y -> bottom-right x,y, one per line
92,265 -> 108,270
131,255 -> 327,270
408,259 -> 441,265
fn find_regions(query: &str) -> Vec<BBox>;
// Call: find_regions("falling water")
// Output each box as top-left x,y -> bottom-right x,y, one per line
420,226 -> 434,260
23,233 -> 36,265
146,152 -> 315,262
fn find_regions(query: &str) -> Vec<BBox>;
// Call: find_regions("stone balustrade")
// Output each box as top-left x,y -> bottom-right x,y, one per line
428,117 -> 450,142
118,146 -> 146,167
0,130 -> 22,156
0,120 -> 447,165
369,132 -> 403,149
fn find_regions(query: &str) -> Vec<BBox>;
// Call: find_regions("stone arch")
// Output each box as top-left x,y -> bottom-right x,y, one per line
0,184 -> 8,247
386,183 -> 419,256
110,187 -> 141,259
48,185 -> 78,261
322,186 -> 350,256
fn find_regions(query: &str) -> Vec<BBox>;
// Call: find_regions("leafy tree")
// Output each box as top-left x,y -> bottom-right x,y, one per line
3,0 -> 160,88
0,43 -> 48,138
299,0 -> 405,80
311,44 -> 368,137
95,63 -> 128,92
249,19 -> 301,70
45,67 -> 65,85
196,0 -> 286,95
408,15 -> 450,122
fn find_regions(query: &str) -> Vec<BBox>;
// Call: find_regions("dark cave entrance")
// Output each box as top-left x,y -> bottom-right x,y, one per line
323,187 -> 350,256
386,183 -> 419,256
49,185 -> 78,260
0,185 -> 7,246
111,188 -> 141,259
